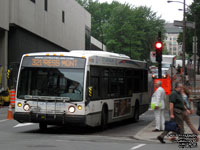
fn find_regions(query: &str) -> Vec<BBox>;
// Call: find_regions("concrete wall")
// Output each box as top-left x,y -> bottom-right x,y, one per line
0,0 -> 92,89
9,0 -> 91,50
0,0 -> 9,30
91,36 -> 106,51
8,26 -> 68,64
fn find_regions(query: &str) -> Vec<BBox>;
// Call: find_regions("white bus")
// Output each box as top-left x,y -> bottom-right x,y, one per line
14,51 -> 150,129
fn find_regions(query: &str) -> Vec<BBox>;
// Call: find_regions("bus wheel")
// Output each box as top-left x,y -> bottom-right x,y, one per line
39,123 -> 47,130
133,103 -> 139,122
101,106 -> 108,130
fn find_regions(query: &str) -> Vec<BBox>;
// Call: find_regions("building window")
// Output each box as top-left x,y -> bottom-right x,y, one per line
173,38 -> 177,41
44,0 -> 48,11
173,47 -> 176,50
30,0 -> 35,3
62,11 -> 65,23
85,27 -> 91,50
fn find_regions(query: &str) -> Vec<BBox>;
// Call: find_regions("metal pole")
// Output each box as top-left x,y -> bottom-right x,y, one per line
158,62 -> 162,78
182,0 -> 186,84
194,23 -> 197,96
194,36 -> 197,94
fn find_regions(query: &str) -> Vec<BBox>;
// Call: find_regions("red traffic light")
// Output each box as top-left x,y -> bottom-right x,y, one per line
155,42 -> 163,49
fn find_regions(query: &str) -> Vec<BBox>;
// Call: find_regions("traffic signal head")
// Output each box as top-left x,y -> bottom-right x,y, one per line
155,41 -> 163,50
155,41 -> 163,62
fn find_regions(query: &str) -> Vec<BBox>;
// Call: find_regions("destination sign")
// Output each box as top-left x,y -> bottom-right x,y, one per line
22,56 -> 86,68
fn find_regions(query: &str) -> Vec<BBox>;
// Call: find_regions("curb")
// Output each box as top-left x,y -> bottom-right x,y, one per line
133,120 -> 160,143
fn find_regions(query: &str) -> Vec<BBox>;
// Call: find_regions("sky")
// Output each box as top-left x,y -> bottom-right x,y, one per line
98,0 -> 193,23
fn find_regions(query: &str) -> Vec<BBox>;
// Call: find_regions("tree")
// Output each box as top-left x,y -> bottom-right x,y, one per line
76,0 -> 165,61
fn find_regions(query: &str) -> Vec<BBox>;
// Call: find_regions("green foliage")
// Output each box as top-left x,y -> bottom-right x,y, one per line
76,0 -> 165,61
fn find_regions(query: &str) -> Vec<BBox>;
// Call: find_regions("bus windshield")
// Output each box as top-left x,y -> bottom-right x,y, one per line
17,67 -> 84,101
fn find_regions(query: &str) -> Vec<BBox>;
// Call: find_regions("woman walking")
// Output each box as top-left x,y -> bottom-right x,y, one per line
181,87 -> 199,136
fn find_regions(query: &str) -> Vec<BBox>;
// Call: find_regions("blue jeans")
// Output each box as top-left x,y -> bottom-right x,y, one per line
199,117 -> 200,131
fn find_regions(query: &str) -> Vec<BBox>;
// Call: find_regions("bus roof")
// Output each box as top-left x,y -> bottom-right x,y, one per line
23,50 -> 145,63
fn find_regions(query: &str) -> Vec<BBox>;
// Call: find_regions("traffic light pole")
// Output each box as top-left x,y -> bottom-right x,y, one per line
158,61 -> 162,78
156,31 -> 162,79
182,0 -> 186,84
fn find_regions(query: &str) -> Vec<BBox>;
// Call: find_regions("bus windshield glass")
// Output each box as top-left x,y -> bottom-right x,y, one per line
17,56 -> 85,101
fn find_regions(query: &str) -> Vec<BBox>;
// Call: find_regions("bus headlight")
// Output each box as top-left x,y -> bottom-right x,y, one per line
68,106 -> 76,113
17,102 -> 22,107
23,104 -> 30,111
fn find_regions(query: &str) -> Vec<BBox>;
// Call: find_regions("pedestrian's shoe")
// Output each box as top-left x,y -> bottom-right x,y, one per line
157,136 -> 166,144
152,129 -> 160,132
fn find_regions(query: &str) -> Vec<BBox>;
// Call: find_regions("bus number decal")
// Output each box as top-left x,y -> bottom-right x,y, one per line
24,56 -> 85,68
32,59 -> 42,66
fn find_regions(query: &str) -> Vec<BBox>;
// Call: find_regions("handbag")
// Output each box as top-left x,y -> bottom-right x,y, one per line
164,120 -> 180,133
196,102 -> 200,116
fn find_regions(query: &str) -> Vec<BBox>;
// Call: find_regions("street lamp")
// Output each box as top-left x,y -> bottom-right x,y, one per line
167,0 -> 189,6
167,0 -> 186,84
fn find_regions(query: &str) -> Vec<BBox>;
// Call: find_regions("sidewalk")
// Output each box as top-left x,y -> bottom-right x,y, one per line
134,113 -> 200,144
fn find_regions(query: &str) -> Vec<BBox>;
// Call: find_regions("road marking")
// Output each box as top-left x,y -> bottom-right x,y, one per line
0,119 -> 7,123
13,123 -> 35,128
130,144 -> 146,150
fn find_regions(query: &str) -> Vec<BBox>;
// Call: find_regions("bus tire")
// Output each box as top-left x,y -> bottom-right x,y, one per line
101,105 -> 108,130
39,123 -> 47,130
133,102 -> 139,122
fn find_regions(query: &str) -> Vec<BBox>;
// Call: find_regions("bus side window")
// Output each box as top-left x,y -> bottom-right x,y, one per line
101,68 -> 109,99
90,67 -> 101,100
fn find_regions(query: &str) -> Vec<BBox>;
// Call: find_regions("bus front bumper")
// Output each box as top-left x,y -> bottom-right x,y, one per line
14,112 -> 86,125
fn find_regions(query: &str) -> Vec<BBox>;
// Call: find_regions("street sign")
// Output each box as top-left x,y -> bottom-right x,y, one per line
174,20 -> 195,29
154,78 -> 171,95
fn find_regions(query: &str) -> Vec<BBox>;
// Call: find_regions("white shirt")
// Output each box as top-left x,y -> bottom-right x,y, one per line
152,87 -> 166,109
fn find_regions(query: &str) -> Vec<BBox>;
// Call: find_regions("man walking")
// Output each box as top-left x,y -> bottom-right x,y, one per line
151,80 -> 166,132
157,82 -> 185,143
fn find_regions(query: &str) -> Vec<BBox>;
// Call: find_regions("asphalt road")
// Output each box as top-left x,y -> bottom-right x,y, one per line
0,107 -> 198,150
